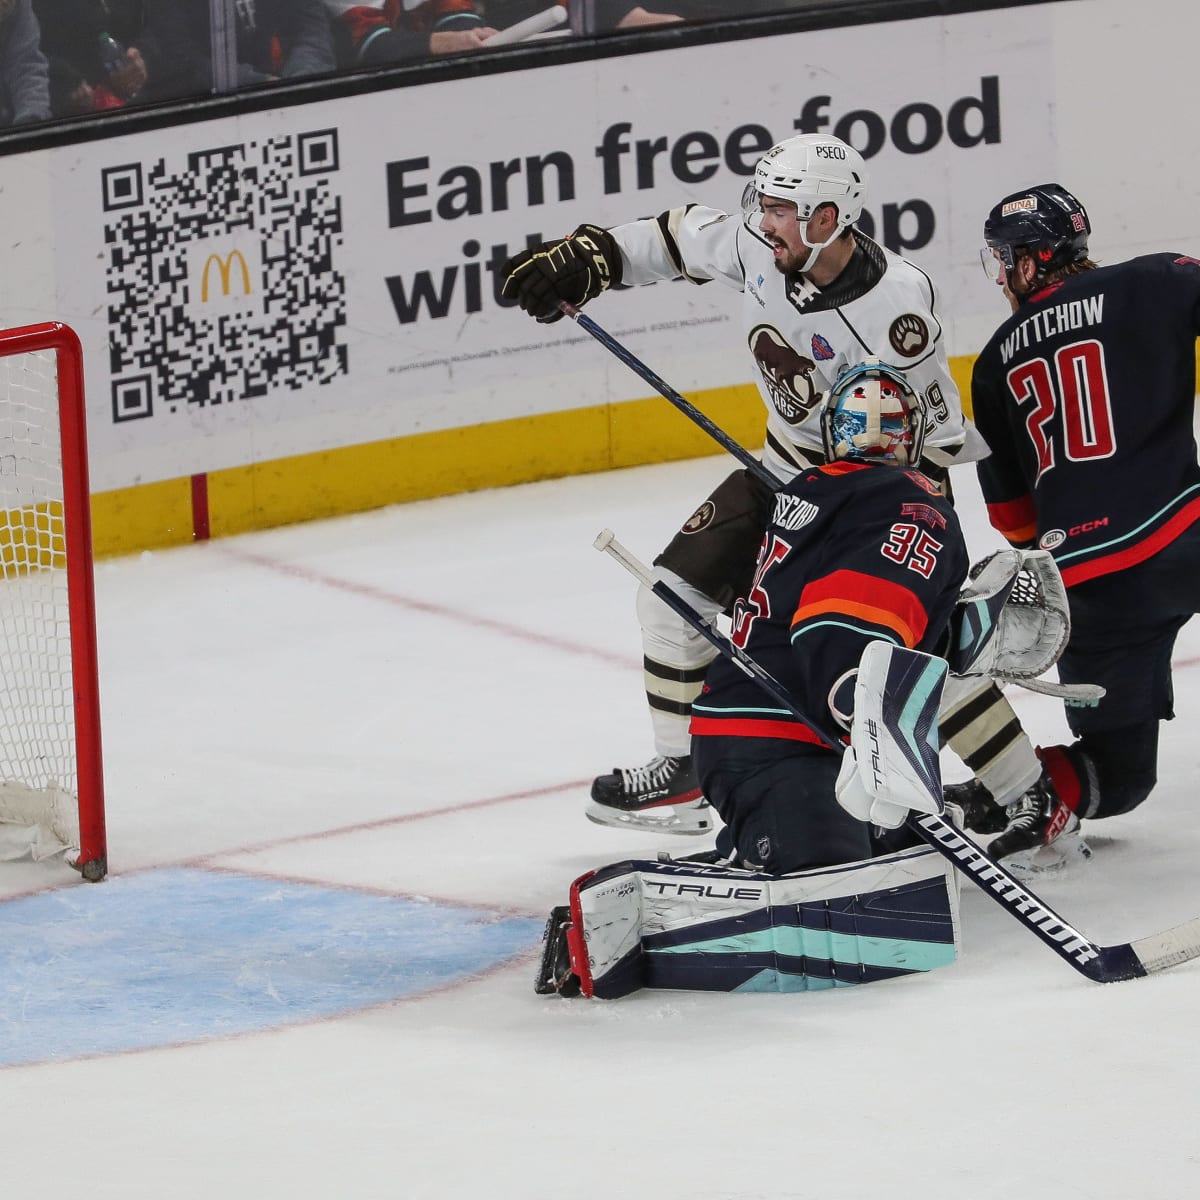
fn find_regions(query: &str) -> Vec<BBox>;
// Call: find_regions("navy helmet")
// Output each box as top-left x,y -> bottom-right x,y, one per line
980,184 -> 1090,282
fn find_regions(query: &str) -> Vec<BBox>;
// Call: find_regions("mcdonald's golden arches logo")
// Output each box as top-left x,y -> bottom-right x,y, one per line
200,249 -> 252,302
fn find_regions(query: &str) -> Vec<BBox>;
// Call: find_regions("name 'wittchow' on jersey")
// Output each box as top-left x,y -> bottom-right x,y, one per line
998,294 -> 1105,364
379,78 -> 1003,326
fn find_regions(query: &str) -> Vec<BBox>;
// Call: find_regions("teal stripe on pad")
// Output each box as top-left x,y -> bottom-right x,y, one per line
648,925 -> 955,973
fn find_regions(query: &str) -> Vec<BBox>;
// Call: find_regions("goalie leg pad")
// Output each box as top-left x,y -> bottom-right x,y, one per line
563,849 -> 960,998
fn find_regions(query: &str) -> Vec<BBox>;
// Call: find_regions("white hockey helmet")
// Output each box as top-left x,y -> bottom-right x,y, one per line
821,358 -> 926,467
743,134 -> 869,231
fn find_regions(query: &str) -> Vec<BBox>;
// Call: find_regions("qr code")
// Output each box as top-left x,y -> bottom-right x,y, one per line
103,129 -> 348,423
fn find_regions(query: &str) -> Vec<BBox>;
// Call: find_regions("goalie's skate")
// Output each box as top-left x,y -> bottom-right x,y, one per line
587,754 -> 714,835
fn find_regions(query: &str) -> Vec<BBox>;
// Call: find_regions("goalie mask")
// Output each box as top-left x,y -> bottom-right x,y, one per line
742,134 -> 868,272
821,358 -> 926,466
980,183 -> 1090,285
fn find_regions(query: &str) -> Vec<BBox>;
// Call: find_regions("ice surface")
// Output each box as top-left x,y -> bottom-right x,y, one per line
2,457 -> 1198,1199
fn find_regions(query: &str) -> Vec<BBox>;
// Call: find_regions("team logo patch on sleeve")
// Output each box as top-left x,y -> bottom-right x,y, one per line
888,314 -> 930,358
682,500 -> 717,534
901,502 -> 947,528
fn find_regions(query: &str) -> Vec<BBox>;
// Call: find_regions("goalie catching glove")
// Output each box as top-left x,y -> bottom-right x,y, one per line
500,224 -> 623,323
949,549 -> 1069,682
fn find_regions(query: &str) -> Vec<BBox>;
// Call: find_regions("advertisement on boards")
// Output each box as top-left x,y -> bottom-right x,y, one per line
41,7 -> 1055,490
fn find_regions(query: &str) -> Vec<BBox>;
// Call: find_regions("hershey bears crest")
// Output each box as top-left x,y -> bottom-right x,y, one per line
681,500 -> 717,534
888,314 -> 930,359
748,324 -> 820,425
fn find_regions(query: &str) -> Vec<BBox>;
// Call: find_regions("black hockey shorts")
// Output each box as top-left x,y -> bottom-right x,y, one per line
1057,523 -> 1200,736
692,736 -> 874,873
654,467 -> 777,612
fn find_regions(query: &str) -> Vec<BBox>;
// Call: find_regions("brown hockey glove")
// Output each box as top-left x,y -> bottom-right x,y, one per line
500,223 -> 622,323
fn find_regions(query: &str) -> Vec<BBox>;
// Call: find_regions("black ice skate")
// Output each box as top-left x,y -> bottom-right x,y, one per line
587,754 -> 713,835
989,768 -> 1091,871
943,778 -> 1010,835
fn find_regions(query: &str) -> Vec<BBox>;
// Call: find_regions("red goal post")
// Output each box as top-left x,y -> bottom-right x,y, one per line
0,322 -> 106,881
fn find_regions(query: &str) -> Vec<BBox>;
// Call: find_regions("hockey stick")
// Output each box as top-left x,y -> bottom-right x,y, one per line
558,302 -> 784,491
595,528 -> 1200,983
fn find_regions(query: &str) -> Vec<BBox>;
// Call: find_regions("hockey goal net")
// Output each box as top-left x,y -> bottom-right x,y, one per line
0,323 -> 106,881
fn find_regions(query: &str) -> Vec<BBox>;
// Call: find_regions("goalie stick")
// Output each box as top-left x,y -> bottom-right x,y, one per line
595,528 -> 1200,984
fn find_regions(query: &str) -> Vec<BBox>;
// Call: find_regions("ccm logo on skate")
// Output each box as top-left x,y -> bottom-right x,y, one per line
643,882 -> 765,900
1046,803 -> 1072,842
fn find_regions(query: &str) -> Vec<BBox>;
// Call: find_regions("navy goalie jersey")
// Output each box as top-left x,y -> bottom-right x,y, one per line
690,461 -> 968,746
972,253 -> 1200,587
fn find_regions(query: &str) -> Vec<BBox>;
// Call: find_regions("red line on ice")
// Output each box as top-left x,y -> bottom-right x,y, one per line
220,545 -> 639,668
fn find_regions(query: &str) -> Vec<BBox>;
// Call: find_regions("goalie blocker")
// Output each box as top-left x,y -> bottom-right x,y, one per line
535,846 -> 960,999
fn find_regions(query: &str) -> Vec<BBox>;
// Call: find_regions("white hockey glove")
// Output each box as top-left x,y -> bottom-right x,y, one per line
835,642 -> 947,830
949,549 -> 1070,683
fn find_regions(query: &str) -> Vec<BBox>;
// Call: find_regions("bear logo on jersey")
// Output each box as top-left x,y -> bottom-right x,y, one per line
888,314 -> 930,359
749,324 -> 820,424
681,500 -> 717,534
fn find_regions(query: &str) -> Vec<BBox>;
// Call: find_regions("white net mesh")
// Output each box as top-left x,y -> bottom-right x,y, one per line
0,348 -> 78,854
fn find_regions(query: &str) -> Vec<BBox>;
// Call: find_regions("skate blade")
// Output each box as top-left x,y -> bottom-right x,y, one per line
584,800 -> 714,836
1003,833 -> 1094,878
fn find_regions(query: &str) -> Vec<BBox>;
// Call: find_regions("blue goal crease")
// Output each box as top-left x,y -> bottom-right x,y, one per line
649,925 -> 956,974
0,868 -> 542,1068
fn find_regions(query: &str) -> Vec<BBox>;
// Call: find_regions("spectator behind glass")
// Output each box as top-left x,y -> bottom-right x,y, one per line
149,0 -> 336,95
325,1 -> 497,68
32,1 -> 164,117
596,3 -> 680,26
595,1 -> 795,29
0,0 -> 51,124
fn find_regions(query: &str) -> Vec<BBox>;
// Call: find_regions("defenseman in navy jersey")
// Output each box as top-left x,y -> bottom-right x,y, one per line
502,134 -> 1042,837
971,183 -> 1200,858
691,359 -> 968,871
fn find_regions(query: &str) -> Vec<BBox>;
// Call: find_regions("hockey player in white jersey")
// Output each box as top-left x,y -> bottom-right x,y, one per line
501,133 -> 1040,837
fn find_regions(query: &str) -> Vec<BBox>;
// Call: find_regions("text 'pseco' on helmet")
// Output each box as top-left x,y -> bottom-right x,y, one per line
741,134 -> 869,231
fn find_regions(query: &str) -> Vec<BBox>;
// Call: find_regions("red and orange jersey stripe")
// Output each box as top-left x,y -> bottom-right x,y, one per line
985,494 -> 1037,547
791,569 -> 928,648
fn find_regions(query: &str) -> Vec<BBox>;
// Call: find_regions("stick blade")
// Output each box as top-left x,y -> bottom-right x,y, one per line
1128,916 -> 1200,976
